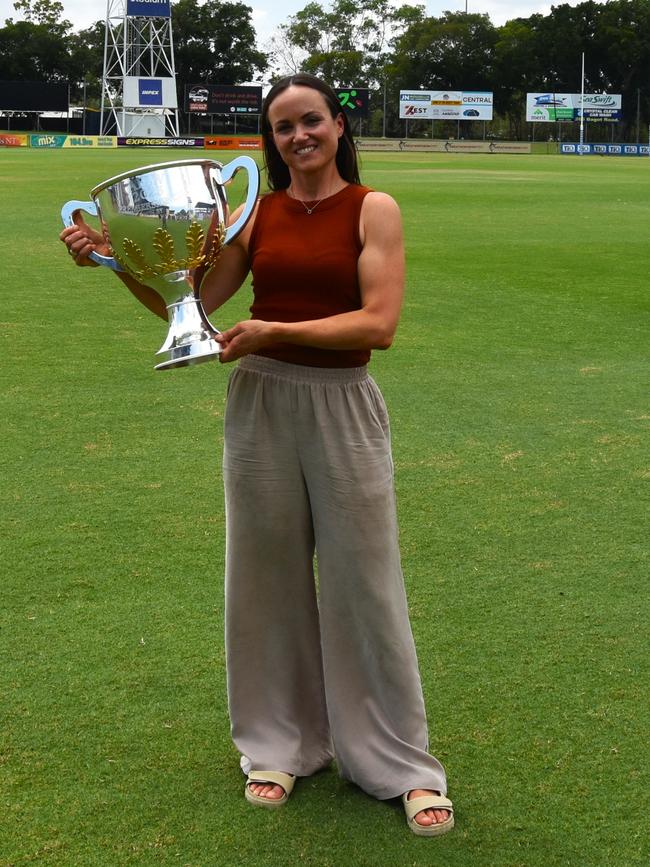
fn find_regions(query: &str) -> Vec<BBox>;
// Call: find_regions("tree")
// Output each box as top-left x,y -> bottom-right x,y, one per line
493,17 -> 541,136
172,0 -> 267,90
593,0 -> 650,134
273,1 -> 424,87
11,0 -> 69,28
389,11 -> 497,91
67,21 -> 105,104
0,0 -> 83,85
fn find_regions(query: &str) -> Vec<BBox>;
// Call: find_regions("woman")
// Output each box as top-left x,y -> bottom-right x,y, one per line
60,73 -> 453,837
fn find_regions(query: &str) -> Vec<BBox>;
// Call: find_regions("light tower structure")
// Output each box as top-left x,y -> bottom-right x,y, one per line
100,0 -> 179,136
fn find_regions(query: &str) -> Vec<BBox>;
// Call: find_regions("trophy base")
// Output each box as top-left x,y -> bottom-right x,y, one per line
155,338 -> 223,371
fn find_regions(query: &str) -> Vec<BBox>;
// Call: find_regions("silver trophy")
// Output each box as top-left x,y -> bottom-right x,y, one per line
61,157 -> 259,370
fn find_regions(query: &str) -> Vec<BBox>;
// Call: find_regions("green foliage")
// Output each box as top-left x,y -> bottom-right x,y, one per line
0,18 -> 73,80
172,0 -> 267,87
0,0 -> 101,98
12,0 -> 68,26
277,0 -> 423,86
390,11 -> 497,90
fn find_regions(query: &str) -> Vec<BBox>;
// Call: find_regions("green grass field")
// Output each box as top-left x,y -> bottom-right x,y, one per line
1,148 -> 648,866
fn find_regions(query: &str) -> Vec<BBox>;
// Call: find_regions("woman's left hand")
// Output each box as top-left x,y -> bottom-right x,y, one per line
217,319 -> 277,363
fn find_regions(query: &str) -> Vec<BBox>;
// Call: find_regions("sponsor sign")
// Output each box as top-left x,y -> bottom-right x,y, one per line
460,91 -> 493,121
399,139 -> 448,152
445,140 -> 530,153
29,134 -> 118,148
578,93 -> 622,121
430,91 -> 463,120
204,136 -> 262,150
355,139 -> 401,151
527,93 -> 622,122
0,133 -> 28,146
187,85 -> 209,113
139,79 -> 162,106
65,135 -> 117,148
399,90 -> 493,120
487,141 -> 531,153
443,140 -> 495,153
399,91 -> 433,119
30,134 -> 67,148
357,139 -> 530,154
527,93 -> 575,122
117,137 -> 204,146
336,88 -> 370,119
187,85 -> 262,115
561,142 -> 649,156
126,0 -> 171,17
124,76 -> 177,109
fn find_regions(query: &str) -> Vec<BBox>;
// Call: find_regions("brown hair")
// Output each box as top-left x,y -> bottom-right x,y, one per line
261,73 -> 360,191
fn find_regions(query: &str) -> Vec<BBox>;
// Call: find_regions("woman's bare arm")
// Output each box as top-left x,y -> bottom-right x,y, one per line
59,201 -> 255,322
217,191 -> 405,362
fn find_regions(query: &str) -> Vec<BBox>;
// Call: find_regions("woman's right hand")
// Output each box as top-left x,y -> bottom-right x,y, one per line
59,219 -> 110,267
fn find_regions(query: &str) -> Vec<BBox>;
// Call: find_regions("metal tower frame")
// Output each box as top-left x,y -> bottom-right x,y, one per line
100,0 -> 179,136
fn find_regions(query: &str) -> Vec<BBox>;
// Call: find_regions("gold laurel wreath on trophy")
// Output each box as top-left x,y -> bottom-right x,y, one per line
118,220 -> 227,280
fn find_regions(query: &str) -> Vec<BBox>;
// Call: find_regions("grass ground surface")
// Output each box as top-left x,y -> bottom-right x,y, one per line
1,148 -> 648,866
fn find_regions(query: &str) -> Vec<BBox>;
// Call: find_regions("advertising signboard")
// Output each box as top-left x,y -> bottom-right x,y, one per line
561,142 -> 649,156
0,80 -> 68,112
187,85 -> 210,112
186,85 -> 262,115
335,88 -> 370,118
117,137 -> 204,146
399,91 -> 432,119
430,90 -> 463,118
527,93 -> 622,122
527,93 -> 574,122
204,136 -> 262,150
139,79 -> 162,106
460,92 -> 494,121
399,91 -> 493,120
124,76 -> 177,109
0,133 -> 28,146
30,134 -> 117,148
577,93 -> 622,121
126,0 -> 171,17
355,139 -> 530,154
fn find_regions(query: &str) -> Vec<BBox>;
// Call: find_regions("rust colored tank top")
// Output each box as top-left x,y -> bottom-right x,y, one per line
248,184 -> 372,368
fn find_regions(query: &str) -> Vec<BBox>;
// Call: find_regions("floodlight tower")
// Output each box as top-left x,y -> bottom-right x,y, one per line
100,0 -> 179,136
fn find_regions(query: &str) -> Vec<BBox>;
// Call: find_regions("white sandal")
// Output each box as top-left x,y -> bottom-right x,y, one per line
402,791 -> 454,837
245,770 -> 296,809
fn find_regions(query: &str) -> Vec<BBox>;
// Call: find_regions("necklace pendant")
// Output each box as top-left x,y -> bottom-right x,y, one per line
306,207 -> 313,215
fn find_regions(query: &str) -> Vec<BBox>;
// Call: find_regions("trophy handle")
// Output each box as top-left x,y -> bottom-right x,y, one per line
60,199 -> 124,271
218,156 -> 260,245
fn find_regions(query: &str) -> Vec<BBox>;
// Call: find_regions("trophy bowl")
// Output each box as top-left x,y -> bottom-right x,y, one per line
61,156 -> 260,370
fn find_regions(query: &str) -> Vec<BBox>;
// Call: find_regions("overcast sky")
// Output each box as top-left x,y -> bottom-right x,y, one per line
0,0 -> 594,47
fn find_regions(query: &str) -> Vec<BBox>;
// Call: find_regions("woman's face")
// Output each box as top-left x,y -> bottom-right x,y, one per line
266,85 -> 344,177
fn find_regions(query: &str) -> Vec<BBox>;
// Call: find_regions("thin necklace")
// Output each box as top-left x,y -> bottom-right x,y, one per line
287,186 -> 326,215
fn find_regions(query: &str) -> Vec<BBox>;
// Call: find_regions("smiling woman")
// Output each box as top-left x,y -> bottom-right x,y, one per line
259,74 -> 360,194
58,72 -> 454,838
210,74 -> 453,836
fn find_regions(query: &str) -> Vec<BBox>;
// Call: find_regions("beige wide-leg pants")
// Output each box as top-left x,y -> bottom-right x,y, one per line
223,355 -> 446,800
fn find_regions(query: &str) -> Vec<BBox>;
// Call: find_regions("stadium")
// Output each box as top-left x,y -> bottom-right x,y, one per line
2,1 -> 648,864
